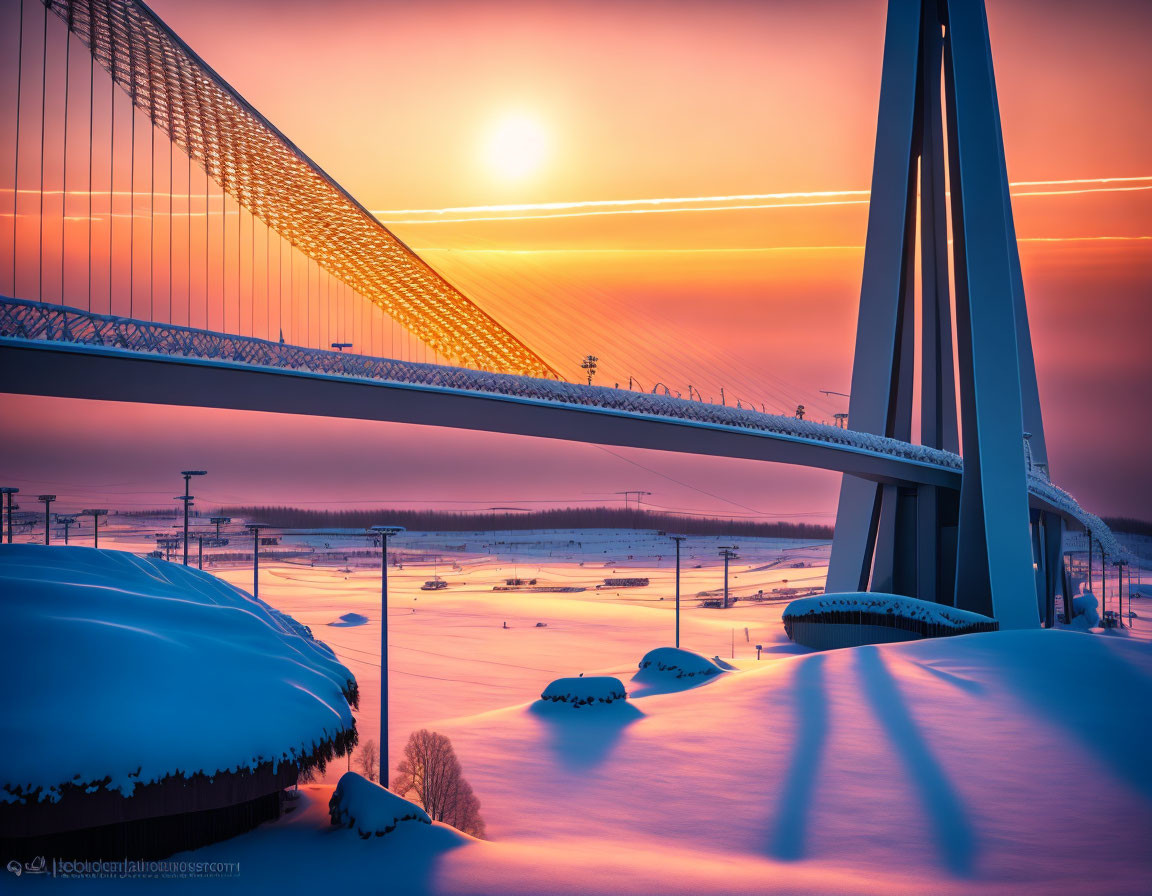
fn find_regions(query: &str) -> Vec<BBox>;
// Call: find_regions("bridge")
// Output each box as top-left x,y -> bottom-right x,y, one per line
0,0 -> 1124,630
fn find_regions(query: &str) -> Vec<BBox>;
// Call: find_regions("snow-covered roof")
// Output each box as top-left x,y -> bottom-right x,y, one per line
783,592 -> 997,630
0,545 -> 358,804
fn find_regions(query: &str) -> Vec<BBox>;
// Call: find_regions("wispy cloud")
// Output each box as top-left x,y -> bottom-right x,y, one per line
375,176 -> 1152,224
415,236 -> 1152,254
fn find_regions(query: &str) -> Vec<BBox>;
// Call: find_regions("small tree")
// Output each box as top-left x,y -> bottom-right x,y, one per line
355,739 -> 379,782
391,729 -> 486,838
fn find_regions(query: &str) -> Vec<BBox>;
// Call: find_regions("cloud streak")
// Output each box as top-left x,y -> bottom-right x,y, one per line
374,176 -> 1152,224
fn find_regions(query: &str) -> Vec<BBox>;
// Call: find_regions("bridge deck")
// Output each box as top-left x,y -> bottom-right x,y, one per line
0,297 -> 1118,554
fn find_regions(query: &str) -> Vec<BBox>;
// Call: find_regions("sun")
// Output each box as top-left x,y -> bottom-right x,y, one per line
483,113 -> 549,181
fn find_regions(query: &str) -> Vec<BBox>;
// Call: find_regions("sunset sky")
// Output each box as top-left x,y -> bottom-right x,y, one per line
2,0 -> 1149,521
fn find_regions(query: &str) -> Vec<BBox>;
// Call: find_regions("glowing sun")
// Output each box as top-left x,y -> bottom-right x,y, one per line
483,113 -> 548,180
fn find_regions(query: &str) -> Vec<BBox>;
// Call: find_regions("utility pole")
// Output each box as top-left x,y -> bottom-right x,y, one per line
370,525 -> 406,788
179,470 -> 207,565
37,495 -> 56,545
718,546 -> 739,610
616,491 -> 651,527
0,487 -> 18,543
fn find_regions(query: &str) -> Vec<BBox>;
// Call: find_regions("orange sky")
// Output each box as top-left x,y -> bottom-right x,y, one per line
1,0 -> 1150,520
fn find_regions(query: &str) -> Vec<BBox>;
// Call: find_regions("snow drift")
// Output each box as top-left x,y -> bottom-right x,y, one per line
0,545 -> 358,804
329,772 -> 431,837
636,648 -> 726,681
329,612 -> 369,627
540,677 -> 628,707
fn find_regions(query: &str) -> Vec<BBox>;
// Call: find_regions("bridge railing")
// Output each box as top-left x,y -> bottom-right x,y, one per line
0,296 -> 1121,556
0,297 -> 962,464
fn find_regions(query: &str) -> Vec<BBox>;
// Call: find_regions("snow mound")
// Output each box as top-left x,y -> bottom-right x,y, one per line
329,772 -> 431,838
329,612 -> 369,627
0,545 -> 358,804
783,593 -> 998,648
636,647 -> 726,681
1069,593 -> 1101,630
540,676 -> 628,707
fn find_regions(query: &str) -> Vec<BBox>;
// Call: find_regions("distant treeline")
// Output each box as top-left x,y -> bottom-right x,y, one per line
1102,517 -> 1152,537
218,505 -> 833,540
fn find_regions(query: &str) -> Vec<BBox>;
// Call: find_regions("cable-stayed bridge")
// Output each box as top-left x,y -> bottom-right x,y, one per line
0,0 -> 1124,629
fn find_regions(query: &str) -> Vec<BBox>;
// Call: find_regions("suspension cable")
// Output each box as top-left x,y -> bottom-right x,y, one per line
12,0 -> 24,296
87,19 -> 93,312
38,0 -> 47,302
61,5 -> 71,304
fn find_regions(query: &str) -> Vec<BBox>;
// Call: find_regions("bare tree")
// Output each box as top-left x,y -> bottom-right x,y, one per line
355,739 -> 379,782
391,729 -> 486,838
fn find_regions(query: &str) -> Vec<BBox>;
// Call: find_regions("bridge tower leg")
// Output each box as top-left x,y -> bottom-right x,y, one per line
827,0 -> 1047,629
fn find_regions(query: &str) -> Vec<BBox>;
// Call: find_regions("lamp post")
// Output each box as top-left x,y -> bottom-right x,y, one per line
718,546 -> 739,610
0,487 -> 18,543
370,524 -> 406,787
179,471 -> 207,565
246,523 -> 267,598
83,509 -> 108,547
37,495 -> 56,545
660,532 -> 687,648
210,516 -> 231,543
58,514 -> 77,544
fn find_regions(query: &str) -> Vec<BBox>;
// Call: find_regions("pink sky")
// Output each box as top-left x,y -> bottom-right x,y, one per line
1,0 -> 1149,520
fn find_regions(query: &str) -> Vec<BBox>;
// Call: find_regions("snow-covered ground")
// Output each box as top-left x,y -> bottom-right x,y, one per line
15,524 -> 1152,893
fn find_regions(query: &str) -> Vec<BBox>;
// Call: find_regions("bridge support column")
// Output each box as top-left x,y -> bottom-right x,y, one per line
828,0 -> 1045,629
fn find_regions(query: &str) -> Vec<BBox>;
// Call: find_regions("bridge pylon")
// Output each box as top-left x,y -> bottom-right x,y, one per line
827,0 -> 1055,629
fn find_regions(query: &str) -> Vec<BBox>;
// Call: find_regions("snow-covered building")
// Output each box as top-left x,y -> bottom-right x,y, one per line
783,592 -> 999,650
0,546 -> 358,859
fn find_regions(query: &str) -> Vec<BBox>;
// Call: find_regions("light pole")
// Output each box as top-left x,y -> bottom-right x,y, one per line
83,509 -> 108,547
37,495 -> 56,545
0,487 -> 18,543
179,470 -> 207,565
718,546 -> 739,610
246,523 -> 267,598
210,516 -> 231,543
580,354 -> 598,385
58,514 -> 77,544
370,524 -> 406,787
661,532 -> 687,648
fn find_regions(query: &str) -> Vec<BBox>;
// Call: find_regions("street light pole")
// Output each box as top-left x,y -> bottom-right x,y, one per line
179,471 -> 207,565
718,546 -> 739,610
370,525 -> 406,788
246,523 -> 266,598
58,515 -> 77,544
37,495 -> 56,545
661,532 -> 687,648
83,509 -> 108,548
0,488 -> 18,543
